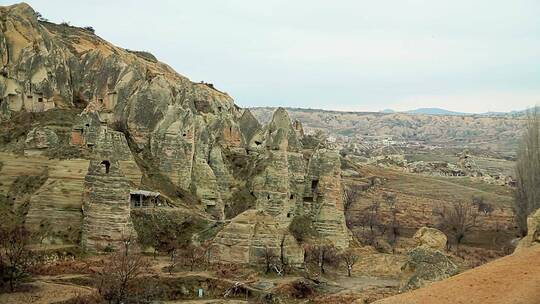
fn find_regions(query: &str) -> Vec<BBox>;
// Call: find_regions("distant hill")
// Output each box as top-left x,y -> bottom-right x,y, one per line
380,107 -> 536,116
250,107 -> 525,155
406,108 -> 469,116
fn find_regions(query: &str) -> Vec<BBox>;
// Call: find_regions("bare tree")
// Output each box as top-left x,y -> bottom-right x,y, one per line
98,245 -> 149,303
261,246 -> 278,274
472,196 -> 494,216
343,185 -> 361,211
181,244 -> 206,271
514,108 -> 540,236
0,221 -> 32,292
434,201 -> 479,250
340,249 -> 359,277
305,241 -> 338,274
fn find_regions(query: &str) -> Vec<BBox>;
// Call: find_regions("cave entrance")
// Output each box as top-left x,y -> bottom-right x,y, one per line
100,160 -> 110,174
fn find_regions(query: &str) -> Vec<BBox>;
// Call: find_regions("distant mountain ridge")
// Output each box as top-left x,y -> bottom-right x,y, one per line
381,107 -> 536,116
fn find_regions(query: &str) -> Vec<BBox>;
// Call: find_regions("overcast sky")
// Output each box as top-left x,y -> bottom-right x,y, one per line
5,0 -> 540,112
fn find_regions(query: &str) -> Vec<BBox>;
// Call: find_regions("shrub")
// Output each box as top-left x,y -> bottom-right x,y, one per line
82,26 -> 95,33
289,215 -> 318,243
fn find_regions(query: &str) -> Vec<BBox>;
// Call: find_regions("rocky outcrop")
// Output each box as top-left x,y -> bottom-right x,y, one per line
209,210 -> 304,266
0,3 -> 351,256
413,227 -> 447,251
304,145 -> 350,249
515,209 -> 540,252
24,126 -> 58,154
400,246 -> 458,291
81,158 -> 136,251
250,108 -> 305,223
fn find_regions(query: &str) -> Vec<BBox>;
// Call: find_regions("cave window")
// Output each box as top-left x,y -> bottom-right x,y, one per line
100,160 -> 111,174
267,194 -> 271,200
311,179 -> 319,191
229,126 -> 232,133
290,194 -> 294,200
254,141 -> 262,146
38,97 -> 43,102
218,106 -> 222,112
98,98 -> 103,103
182,133 -> 186,137
27,95 -> 33,99
287,213 -> 291,218
85,123 -> 90,127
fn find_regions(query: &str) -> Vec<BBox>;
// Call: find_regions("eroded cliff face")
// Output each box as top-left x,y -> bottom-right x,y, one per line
0,3 -> 350,255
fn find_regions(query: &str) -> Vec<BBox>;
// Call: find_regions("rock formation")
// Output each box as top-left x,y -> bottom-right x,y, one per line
24,126 -> 58,154
515,209 -> 540,252
0,3 -> 350,257
209,210 -> 304,266
400,247 -> 458,291
413,227 -> 448,251
81,158 -> 135,251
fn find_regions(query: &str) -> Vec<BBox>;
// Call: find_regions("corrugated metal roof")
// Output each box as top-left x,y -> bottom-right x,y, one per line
130,190 -> 160,197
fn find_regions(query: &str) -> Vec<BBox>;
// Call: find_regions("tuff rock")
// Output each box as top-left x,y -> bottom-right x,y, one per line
0,3 -> 351,257
413,226 -> 448,251
399,246 -> 458,291
515,209 -> 540,252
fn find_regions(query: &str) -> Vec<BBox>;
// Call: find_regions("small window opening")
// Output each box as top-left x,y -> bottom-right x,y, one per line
27,95 -> 33,99
287,213 -> 291,218
38,97 -> 44,102
311,179 -> 319,191
267,194 -> 271,200
290,194 -> 294,200
254,141 -> 262,146
100,160 -> 111,174
182,133 -> 187,137
98,98 -> 103,103
85,123 -> 90,127
217,106 -> 222,112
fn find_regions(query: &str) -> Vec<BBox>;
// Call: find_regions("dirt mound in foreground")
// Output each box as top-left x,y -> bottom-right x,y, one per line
373,247 -> 540,304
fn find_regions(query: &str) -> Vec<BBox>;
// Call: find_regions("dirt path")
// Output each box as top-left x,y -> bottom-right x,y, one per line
0,280 -> 94,304
373,247 -> 540,304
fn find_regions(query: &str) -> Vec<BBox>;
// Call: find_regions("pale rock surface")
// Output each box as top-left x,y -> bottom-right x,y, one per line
399,246 -> 458,291
515,209 -> 540,252
209,210 -> 304,266
413,226 -> 447,251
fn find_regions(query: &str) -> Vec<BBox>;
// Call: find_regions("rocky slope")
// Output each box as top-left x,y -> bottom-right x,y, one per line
0,3 -> 350,256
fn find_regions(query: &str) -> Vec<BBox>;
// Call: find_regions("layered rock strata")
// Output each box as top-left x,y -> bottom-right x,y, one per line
81,158 -> 136,251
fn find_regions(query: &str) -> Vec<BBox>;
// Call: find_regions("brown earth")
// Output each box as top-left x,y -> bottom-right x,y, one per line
0,279 -> 95,304
373,247 -> 540,304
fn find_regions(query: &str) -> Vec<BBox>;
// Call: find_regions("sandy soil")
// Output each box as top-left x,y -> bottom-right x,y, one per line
374,247 -> 540,304
0,280 -> 94,304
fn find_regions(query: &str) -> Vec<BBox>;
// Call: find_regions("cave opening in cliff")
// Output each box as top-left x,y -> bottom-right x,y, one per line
100,160 -> 110,174
311,179 -> 319,192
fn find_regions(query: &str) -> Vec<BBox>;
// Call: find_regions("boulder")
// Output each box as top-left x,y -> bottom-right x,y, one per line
209,210 -> 304,266
413,227 -> 447,251
515,209 -> 540,253
400,246 -> 458,291
24,126 -> 59,152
